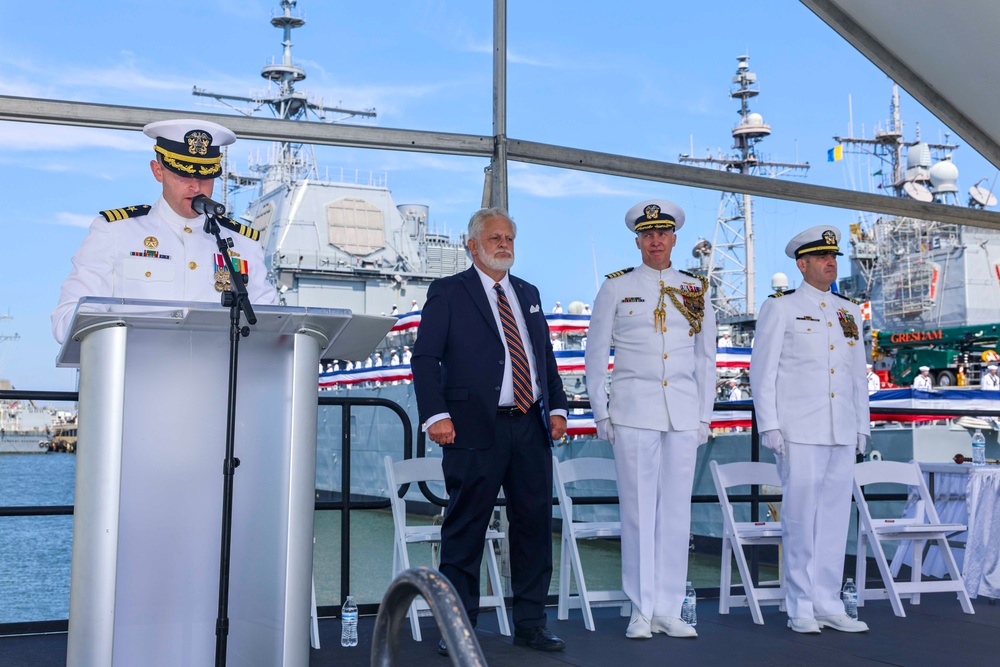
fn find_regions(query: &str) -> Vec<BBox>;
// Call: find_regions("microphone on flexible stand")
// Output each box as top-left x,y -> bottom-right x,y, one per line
191,194 -> 227,217
192,194 -> 227,234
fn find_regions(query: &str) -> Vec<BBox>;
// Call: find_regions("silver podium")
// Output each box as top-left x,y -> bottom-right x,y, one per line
57,298 -> 393,667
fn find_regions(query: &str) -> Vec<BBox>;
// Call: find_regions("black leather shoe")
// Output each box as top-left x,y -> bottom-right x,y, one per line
437,638 -> 448,657
513,626 -> 566,652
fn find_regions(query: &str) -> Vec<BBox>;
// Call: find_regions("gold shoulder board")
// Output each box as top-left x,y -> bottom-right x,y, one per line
605,267 -> 635,279
99,204 -> 151,222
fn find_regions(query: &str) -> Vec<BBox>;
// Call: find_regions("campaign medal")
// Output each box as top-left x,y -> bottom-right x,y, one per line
838,308 -> 860,340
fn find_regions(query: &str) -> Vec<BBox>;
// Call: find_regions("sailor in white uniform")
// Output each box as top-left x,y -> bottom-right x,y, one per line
585,199 -> 716,640
913,366 -> 934,391
866,364 -> 881,394
981,364 -> 1000,390
750,226 -> 870,634
51,119 -> 277,344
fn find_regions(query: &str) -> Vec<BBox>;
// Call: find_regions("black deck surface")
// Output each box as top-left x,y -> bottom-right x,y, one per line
2,594 -> 998,666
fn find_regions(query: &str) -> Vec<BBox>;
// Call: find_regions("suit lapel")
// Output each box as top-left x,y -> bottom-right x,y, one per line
509,276 -> 541,354
461,268 -> 502,341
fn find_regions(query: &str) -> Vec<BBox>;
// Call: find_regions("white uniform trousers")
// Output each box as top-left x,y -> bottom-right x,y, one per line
613,425 -> 699,618
776,442 -> 855,619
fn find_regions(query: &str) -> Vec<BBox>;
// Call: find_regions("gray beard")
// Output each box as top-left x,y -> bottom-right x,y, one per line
481,253 -> 514,272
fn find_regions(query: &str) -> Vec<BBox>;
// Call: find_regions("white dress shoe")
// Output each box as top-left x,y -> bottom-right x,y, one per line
787,617 -> 821,634
816,614 -> 869,633
625,609 -> 652,639
651,616 -> 697,638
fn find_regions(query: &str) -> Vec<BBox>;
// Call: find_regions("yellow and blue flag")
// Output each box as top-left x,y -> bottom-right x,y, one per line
827,145 -> 843,162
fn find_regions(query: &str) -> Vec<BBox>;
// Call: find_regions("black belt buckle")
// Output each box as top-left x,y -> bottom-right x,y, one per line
497,405 -> 523,417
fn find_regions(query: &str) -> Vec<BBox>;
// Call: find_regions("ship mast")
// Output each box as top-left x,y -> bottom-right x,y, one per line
192,0 -> 376,203
680,56 -> 809,324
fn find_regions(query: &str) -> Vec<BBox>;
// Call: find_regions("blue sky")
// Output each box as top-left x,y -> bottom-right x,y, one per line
1,0 -> 997,390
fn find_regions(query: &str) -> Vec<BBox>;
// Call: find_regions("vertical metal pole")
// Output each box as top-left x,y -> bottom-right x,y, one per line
744,193 -> 755,316
490,0 -> 508,210
340,404 -> 352,604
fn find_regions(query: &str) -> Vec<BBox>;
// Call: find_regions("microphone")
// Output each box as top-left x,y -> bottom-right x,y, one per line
191,194 -> 226,217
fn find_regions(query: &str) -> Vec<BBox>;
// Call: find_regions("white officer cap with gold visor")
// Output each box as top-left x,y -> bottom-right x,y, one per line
625,199 -> 685,233
142,119 -> 237,179
785,225 -> 844,259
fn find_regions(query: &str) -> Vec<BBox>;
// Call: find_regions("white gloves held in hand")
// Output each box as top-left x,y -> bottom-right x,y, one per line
698,422 -> 710,445
596,418 -> 615,445
761,430 -> 785,457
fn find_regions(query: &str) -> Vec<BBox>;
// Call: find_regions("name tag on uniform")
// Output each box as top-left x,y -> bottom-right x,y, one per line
796,315 -> 820,322
621,297 -> 644,303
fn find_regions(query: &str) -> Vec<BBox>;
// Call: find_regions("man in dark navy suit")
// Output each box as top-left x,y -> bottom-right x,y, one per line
411,207 -> 569,655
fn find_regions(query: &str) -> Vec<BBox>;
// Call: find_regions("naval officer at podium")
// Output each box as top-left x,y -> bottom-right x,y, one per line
51,118 -> 277,343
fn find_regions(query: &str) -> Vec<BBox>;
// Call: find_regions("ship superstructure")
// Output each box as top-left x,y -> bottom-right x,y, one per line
193,0 -> 469,316
837,86 -> 1000,330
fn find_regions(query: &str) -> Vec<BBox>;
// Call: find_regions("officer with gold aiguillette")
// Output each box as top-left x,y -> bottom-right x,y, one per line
750,225 -> 870,635
52,119 -> 277,344
585,199 -> 717,640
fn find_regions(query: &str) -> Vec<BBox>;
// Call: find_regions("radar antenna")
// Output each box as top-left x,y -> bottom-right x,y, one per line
192,1 -> 377,200
679,55 -> 809,323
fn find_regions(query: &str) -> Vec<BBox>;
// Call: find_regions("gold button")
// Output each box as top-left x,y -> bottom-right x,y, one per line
828,322 -> 833,327
831,392 -> 835,398
663,354 -> 668,360
663,381 -> 668,387
807,327 -> 812,332
184,227 -> 192,234
830,369 -> 835,374
189,261 -> 197,270
145,271 -> 151,278
830,344 -> 835,350
629,310 -> 633,315
821,302 -> 826,307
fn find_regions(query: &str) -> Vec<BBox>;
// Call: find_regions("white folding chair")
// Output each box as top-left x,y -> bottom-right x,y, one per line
853,460 -> 975,617
710,460 -> 785,625
552,455 -> 630,631
383,455 -> 510,641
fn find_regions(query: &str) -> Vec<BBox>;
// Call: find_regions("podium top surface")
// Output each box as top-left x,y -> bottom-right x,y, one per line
57,297 -> 394,367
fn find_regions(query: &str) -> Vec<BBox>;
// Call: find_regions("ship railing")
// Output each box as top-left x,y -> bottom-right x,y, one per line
3,388 -> 996,636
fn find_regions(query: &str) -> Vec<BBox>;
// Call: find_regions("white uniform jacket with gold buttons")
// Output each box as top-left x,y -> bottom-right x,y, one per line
52,197 -> 277,344
585,264 -> 717,432
750,282 -> 870,445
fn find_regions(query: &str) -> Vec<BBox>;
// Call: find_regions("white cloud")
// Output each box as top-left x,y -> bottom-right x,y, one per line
509,164 -> 640,198
0,123 -> 149,152
51,212 -> 95,228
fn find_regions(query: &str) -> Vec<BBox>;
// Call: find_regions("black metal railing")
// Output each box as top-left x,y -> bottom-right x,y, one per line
3,387 -> 995,635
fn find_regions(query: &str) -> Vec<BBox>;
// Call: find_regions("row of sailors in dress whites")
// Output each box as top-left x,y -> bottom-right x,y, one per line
321,346 -> 413,373
549,301 -> 591,314
912,364 -> 1000,390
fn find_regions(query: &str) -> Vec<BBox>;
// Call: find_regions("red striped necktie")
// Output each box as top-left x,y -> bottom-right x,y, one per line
494,283 -> 533,413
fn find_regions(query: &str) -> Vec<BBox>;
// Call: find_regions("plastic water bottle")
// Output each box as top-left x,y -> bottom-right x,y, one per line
841,578 -> 858,620
972,429 -> 986,467
341,595 -> 358,647
681,582 -> 697,626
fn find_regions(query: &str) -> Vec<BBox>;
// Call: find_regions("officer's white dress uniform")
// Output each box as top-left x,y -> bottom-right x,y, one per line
585,200 -> 716,630
51,198 -> 276,343
51,119 -> 277,344
980,367 -> 999,390
750,227 -> 870,627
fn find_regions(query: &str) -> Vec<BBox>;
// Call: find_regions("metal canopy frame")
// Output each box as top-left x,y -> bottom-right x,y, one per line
2,0 -> 1000,232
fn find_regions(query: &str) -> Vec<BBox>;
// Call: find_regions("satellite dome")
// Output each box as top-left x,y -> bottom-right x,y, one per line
567,301 -> 587,315
907,143 -> 931,169
746,112 -> 765,126
771,272 -> 789,292
929,158 -> 959,193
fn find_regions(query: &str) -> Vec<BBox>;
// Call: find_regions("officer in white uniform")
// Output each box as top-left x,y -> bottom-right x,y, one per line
750,226 -> 870,634
866,364 -> 881,394
585,199 -> 716,640
981,364 -> 999,390
51,119 -> 277,344
913,366 -> 933,391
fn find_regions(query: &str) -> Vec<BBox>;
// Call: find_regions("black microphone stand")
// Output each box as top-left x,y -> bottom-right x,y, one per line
200,201 -> 257,667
